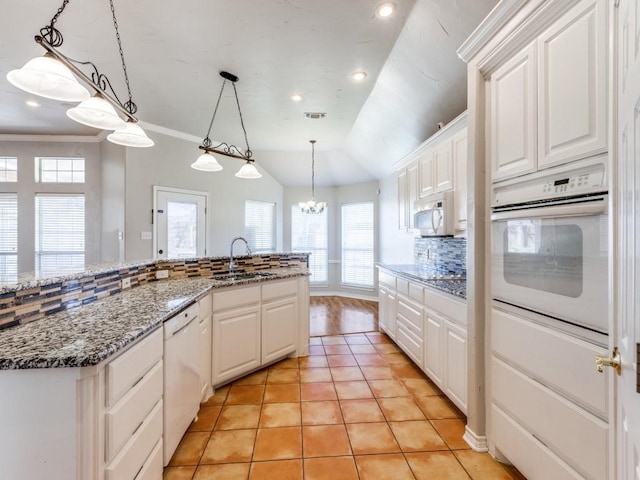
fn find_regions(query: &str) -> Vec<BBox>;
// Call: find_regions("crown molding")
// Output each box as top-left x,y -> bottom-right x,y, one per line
0,133 -> 102,143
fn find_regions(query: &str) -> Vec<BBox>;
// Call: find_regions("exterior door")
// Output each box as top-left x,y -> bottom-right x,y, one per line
154,187 -> 207,259
616,1 -> 640,478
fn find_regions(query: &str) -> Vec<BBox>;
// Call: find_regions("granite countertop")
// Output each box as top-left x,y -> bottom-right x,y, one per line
0,269 -> 308,371
377,264 -> 467,300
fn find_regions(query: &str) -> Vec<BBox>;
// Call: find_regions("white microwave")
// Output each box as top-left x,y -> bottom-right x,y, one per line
413,191 -> 454,236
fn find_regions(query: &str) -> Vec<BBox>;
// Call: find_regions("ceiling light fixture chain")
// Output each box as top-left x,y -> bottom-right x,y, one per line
40,0 -> 70,47
299,139 -> 326,214
202,78 -> 228,148
232,82 -> 252,159
109,0 -> 136,114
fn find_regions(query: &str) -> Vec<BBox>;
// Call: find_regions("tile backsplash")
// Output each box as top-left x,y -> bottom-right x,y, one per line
414,237 -> 467,277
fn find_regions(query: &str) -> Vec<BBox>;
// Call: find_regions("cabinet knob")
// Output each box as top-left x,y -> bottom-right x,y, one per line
595,347 -> 621,375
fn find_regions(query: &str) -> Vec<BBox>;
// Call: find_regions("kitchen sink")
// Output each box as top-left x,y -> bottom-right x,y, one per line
211,271 -> 278,282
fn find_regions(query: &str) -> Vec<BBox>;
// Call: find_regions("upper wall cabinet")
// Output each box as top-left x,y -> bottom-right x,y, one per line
418,152 -> 435,198
489,0 -> 607,183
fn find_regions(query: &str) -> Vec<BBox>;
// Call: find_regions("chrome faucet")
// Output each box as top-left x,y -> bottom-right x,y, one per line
229,236 -> 252,273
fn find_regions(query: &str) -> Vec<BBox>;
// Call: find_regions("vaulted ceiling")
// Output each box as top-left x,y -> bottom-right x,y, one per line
0,0 -> 498,186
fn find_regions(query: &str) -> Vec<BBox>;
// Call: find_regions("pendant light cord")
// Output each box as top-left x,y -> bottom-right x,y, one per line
311,140 -> 316,201
109,0 -> 137,114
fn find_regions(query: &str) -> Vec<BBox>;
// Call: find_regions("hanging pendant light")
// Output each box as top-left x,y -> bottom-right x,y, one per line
6,0 -> 153,146
299,140 -> 326,214
195,71 -> 261,179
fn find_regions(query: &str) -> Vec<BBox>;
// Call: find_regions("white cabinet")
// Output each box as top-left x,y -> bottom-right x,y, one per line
444,319 -> 467,412
452,129 -> 468,232
396,280 -> 424,368
418,152 -> 435,198
424,311 -> 444,388
378,269 -> 397,340
198,293 -> 213,402
490,0 -> 608,183
261,279 -> 298,365
434,142 -> 453,193
397,169 -> 407,230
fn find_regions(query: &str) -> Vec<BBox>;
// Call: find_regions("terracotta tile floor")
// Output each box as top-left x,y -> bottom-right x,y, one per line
164,332 -> 526,480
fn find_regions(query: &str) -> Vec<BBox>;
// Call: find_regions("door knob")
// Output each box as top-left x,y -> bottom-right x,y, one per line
595,347 -> 621,375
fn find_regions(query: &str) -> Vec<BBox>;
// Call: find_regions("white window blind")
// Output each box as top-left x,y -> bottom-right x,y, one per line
245,200 -> 276,253
0,157 -> 17,182
35,157 -> 85,183
291,205 -> 328,283
341,202 -> 374,287
35,194 -> 85,276
0,194 -> 18,283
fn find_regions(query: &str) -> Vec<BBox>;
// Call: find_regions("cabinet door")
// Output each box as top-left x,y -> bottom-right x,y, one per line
434,143 -> 453,193
212,304 -> 261,385
490,42 -> 537,182
397,169 -> 407,230
444,320 -> 467,414
261,296 -> 298,364
419,152 -> 435,198
424,312 -> 444,389
452,129 -> 468,232
407,162 -> 419,229
379,286 -> 397,340
537,0 -> 607,168
198,313 -> 212,401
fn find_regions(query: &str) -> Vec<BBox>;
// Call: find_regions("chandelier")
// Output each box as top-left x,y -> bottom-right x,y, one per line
299,140 -> 326,214
7,0 -> 154,147
191,71 -> 261,179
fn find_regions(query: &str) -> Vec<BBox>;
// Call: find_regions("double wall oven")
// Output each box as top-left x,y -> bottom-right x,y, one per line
491,157 -> 609,342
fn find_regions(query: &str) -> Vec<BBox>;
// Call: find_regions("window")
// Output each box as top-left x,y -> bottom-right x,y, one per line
291,205 -> 328,283
0,157 -> 17,182
245,200 -> 276,253
0,194 -> 18,283
341,202 -> 374,287
35,194 -> 85,276
35,157 -> 85,183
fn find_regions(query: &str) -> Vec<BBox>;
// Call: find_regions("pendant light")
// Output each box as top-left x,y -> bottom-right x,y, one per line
299,140 -> 326,214
6,0 -> 153,147
195,71 -> 261,179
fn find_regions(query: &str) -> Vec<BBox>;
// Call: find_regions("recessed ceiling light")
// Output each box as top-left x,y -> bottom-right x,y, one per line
291,94 -> 303,102
376,2 -> 397,18
26,100 -> 40,107
351,71 -> 368,82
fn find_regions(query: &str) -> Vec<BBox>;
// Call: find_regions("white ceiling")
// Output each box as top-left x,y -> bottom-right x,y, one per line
0,0 -> 497,187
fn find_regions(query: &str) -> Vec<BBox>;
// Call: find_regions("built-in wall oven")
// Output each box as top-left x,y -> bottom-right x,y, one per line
491,157 -> 608,337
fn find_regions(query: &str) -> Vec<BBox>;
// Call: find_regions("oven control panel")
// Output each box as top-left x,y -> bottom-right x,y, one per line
492,159 -> 607,207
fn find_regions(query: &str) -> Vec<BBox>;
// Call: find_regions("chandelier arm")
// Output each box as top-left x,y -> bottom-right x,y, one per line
203,79 -> 227,147
35,35 -> 138,123
109,0 -> 135,112
199,144 -> 254,162
232,82 -> 252,158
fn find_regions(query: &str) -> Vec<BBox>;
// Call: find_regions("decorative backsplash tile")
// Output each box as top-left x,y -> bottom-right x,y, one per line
0,253 -> 309,331
414,237 -> 467,277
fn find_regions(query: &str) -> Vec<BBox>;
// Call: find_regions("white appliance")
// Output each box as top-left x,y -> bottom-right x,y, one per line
163,302 -> 201,465
413,191 -> 454,236
491,157 -> 608,335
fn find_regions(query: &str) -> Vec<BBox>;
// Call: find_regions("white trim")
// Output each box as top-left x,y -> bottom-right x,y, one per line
0,133 -> 102,143
463,426 -> 489,452
310,291 -> 378,302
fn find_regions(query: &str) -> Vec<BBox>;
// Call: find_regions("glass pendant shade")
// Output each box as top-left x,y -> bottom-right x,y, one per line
191,152 -> 223,171
66,94 -> 127,130
235,161 -> 262,179
107,121 -> 154,147
299,200 -> 326,214
6,53 -> 91,102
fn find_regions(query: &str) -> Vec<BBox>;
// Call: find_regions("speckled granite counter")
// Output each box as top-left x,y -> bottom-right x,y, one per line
0,269 -> 308,370
377,264 -> 467,300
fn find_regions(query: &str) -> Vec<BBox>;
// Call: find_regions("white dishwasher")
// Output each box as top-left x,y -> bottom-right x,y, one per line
163,302 -> 200,465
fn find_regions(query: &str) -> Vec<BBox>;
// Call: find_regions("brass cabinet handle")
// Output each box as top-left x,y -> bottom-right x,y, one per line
595,347 -> 621,375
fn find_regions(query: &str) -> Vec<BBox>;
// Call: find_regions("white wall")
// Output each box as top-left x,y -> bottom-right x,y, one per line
378,172 -> 415,264
124,132 -> 284,261
284,181 -> 380,299
100,141 -> 125,263
0,140 -> 103,274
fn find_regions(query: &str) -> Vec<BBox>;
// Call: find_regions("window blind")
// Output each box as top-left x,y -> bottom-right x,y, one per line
341,202 -> 374,287
245,200 -> 276,253
35,194 -> 85,276
291,205 -> 328,283
0,193 -> 18,282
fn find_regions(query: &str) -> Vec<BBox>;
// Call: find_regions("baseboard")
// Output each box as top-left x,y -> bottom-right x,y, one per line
463,426 -> 488,452
310,291 -> 378,302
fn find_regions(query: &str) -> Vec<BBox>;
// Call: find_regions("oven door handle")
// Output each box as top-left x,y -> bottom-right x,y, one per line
491,199 -> 607,221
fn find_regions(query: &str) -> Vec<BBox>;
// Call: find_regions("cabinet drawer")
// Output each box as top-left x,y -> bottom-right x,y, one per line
106,399 -> 163,480
492,308 -> 608,418
107,328 -> 163,406
397,298 -> 423,334
492,357 -> 607,479
424,287 -> 466,325
396,322 -> 423,367
199,292 -> 212,316
378,270 -> 396,289
492,405 -> 584,480
106,360 -> 163,462
262,279 -> 297,301
408,282 -> 423,303
135,439 -> 163,480
213,285 -> 260,311
396,278 -> 409,296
